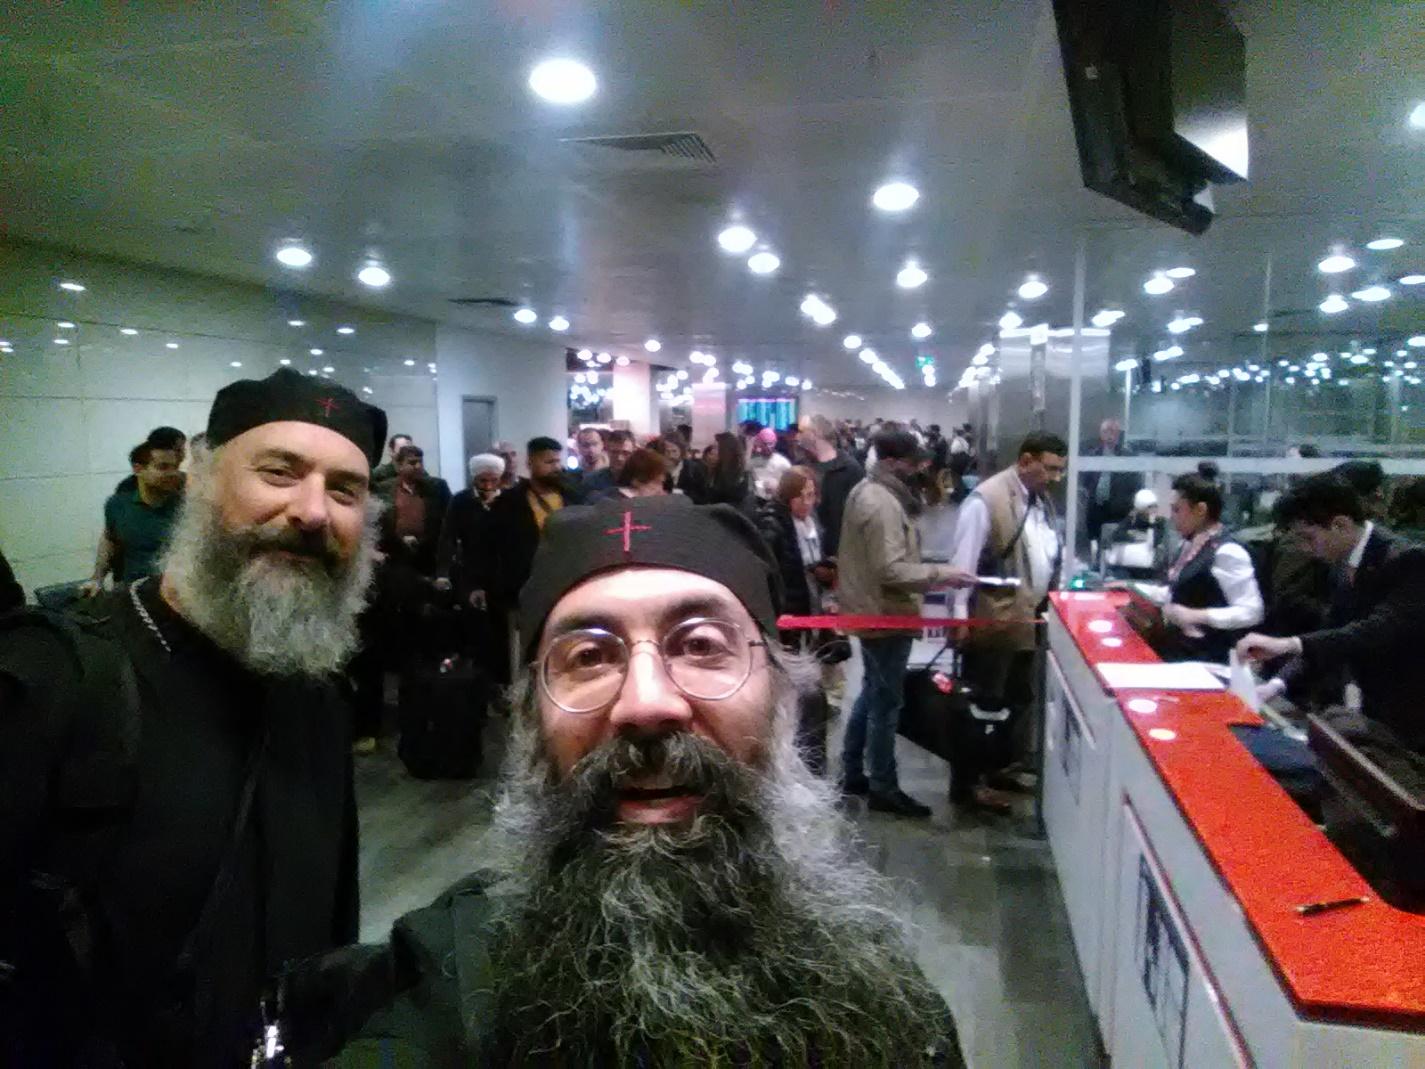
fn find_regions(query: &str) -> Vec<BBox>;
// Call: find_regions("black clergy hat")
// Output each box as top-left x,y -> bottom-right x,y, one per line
205,368 -> 388,467
518,495 -> 781,662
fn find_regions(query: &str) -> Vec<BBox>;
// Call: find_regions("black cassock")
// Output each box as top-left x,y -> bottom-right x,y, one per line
0,577 -> 358,1065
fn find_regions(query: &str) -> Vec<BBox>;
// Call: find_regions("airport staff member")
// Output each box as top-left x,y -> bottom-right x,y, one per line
1159,464 -> 1263,662
1241,474 -> 1425,756
0,369 -> 385,1063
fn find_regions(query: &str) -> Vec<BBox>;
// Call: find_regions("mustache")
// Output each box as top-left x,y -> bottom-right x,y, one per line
560,732 -> 760,827
235,524 -> 344,573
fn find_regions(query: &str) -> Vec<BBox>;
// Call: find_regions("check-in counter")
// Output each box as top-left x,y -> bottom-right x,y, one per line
1044,592 -> 1425,1068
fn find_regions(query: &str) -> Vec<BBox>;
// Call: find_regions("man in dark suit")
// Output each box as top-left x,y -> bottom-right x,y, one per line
1240,474 -> 1425,755
1080,418 -> 1140,550
656,431 -> 709,503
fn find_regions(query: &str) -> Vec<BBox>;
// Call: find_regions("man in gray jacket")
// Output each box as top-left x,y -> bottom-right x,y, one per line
837,430 -> 975,817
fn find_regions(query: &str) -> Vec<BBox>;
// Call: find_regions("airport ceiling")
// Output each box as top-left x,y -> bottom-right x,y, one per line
1,0 -> 1422,389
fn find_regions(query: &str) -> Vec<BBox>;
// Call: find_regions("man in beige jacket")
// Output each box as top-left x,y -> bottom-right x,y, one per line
837,429 -> 975,817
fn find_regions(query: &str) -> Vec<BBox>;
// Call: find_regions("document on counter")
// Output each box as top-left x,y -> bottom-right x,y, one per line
1095,661 -> 1226,691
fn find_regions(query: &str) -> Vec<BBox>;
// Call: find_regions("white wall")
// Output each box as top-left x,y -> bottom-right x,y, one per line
0,240 -> 439,595
799,386 -> 967,429
433,326 -> 569,486
611,360 -> 655,437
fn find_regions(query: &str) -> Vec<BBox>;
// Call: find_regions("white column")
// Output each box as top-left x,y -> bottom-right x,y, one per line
691,382 -> 730,447
611,360 -> 654,437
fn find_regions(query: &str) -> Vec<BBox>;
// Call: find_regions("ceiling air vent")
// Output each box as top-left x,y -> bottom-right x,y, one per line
561,131 -> 717,170
448,297 -> 519,308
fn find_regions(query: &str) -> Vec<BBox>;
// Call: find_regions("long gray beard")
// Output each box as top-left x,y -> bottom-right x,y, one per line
480,671 -> 950,1067
161,454 -> 378,679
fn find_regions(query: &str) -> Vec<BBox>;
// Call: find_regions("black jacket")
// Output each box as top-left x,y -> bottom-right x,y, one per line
757,501 -> 821,617
1293,526 -> 1425,752
1079,442 -> 1139,529
488,477 -> 582,603
435,490 -> 500,598
813,450 -> 864,558
665,458 -> 710,504
0,584 -> 358,1064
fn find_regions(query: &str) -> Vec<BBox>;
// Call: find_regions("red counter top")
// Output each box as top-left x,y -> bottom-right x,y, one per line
1050,591 -> 1425,1030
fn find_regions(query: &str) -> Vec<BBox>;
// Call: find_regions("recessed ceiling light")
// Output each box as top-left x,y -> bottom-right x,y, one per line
166,341 -> 180,349
576,349 -> 593,360
896,262 -> 928,289
717,225 -> 757,254
858,348 -> 878,364
785,375 -> 801,387
1253,322 -> 1268,333
287,319 -> 306,327
528,58 -> 597,105
1090,309 -> 1125,328
1143,273 -> 1174,295
597,352 -> 613,363
1165,266 -> 1196,279
307,348 -> 323,357
275,243 -> 313,268
1318,253 -> 1355,274
513,307 -> 538,325
911,321 -> 933,339
1351,285 -> 1392,302
120,327 -> 138,335
1400,274 -> 1425,286
747,251 -> 780,275
58,280 -> 85,292
644,338 -> 662,353
56,321 -> 75,329
357,263 -> 391,288
230,361 -> 243,368
1319,294 -> 1349,314
322,365 -> 335,373
336,325 -> 355,335
1408,335 -> 1425,348
1114,358 -> 1138,372
403,358 -> 416,366
615,355 -> 631,366
872,181 -> 920,212
999,311 -> 1023,330
279,358 -> 292,366
1017,276 -> 1048,300
53,338 -> 70,345
1411,102 -> 1425,129
842,334 -> 863,350
549,315 -> 570,332
676,368 -> 689,379
1366,237 -> 1404,251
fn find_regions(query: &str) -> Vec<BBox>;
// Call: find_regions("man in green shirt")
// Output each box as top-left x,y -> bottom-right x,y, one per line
82,441 -> 184,593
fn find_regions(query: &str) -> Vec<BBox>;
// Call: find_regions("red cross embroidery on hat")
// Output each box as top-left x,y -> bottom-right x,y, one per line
316,397 -> 340,418
605,510 -> 652,558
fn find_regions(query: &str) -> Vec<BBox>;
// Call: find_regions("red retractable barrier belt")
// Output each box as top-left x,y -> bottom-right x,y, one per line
775,614 -> 1041,630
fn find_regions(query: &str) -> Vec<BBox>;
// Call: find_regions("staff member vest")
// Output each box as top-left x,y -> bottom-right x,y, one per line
968,468 -> 1059,652
1168,531 -> 1245,663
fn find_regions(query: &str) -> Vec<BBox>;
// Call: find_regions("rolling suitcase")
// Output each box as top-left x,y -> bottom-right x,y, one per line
397,653 -> 489,779
900,642 -> 1014,780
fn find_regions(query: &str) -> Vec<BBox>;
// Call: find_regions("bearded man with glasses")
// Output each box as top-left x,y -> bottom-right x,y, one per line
278,494 -> 965,1067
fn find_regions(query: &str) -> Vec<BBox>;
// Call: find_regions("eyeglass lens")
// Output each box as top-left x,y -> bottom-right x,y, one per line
542,618 -> 752,712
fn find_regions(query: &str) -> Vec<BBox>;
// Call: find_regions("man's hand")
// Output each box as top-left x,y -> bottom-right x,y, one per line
1236,632 -> 1298,663
935,566 -> 978,589
79,578 -> 103,598
433,577 -> 452,593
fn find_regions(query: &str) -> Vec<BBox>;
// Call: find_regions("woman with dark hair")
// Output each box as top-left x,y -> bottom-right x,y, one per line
1160,464 -> 1264,661
706,431 -> 754,515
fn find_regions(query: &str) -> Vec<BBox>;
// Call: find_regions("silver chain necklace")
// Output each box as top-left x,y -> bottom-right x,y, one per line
128,577 -> 173,654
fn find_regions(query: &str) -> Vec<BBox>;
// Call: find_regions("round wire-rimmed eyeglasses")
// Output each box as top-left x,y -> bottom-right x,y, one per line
538,616 -> 768,714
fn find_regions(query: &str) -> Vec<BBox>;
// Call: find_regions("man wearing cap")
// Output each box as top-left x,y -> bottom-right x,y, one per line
0,368 -> 385,1063
280,494 -> 966,1066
